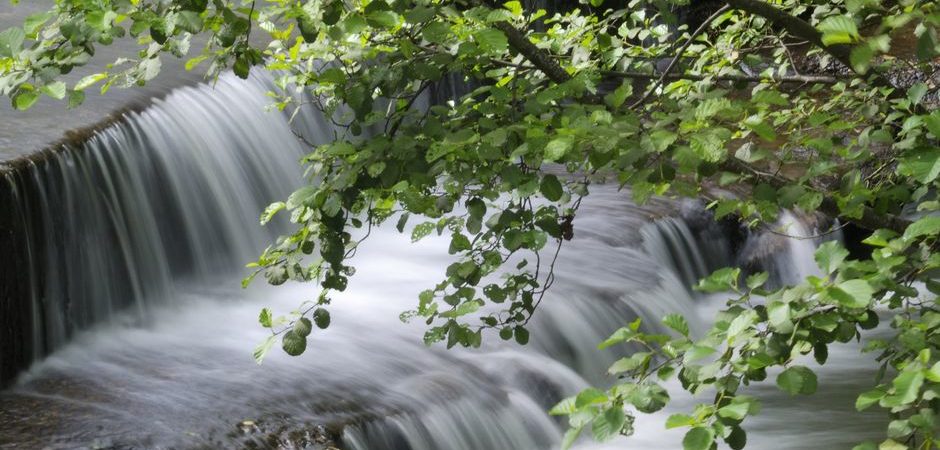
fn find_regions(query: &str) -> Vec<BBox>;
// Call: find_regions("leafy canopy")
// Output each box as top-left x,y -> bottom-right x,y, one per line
3,0 -> 940,448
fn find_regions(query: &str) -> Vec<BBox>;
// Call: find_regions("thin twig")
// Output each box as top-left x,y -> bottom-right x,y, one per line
489,59 -> 841,84
629,5 -> 731,109
762,220 -> 849,241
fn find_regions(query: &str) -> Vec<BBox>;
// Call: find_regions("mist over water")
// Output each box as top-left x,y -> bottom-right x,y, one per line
0,73 -> 883,449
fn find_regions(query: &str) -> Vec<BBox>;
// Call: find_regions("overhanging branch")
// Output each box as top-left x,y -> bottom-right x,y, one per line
475,2 -> 909,234
721,158 -> 910,233
723,0 -> 909,100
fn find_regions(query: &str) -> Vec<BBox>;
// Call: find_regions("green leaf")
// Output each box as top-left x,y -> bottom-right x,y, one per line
726,426 -> 747,450
924,111 -> 940,138
422,21 -> 451,43
877,440 -> 907,450
540,174 -> 564,201
862,229 -> 898,247
592,407 -> 626,441
717,401 -> 750,420
598,327 -> 638,349
499,327 -> 513,340
367,10 -> 399,29
560,425 -> 583,450
260,202 -> 286,225
180,0 -> 209,12
75,73 -> 108,91
897,148 -> 940,184
903,216 -> 940,241
608,352 -> 651,374
830,279 -> 875,308
696,267 -> 740,292
185,55 -> 208,71
259,308 -> 273,328
293,317 -> 313,338
817,15 -> 860,46
281,330 -> 307,356
252,335 -> 277,364
684,344 -> 717,362
367,161 -> 386,177
474,28 -> 508,53
662,313 -> 690,336
665,413 -> 694,429
514,326 -> 529,345
752,90 -> 789,106
313,308 -> 331,329
689,128 -> 728,162
908,82 -> 928,106
917,27 -> 939,61
850,44 -> 874,73
549,396 -> 577,415
575,388 -> 608,408
856,388 -> 886,411
412,222 -> 435,241
746,272 -> 768,289
405,6 -> 435,23
815,240 -> 849,274
767,301 -> 793,332
177,11 -> 204,33
649,129 -> 677,152
605,80 -> 633,108
926,361 -> 940,382
67,89 -> 85,109
40,82 -> 66,100
726,309 -> 758,343
0,26 -> 25,58
890,370 -> 924,405
12,90 -> 39,110
23,12 -> 53,37
683,427 -> 715,450
776,365 -> 818,395
86,10 -> 117,32
545,137 -> 574,162
743,115 -> 776,141
504,1 -> 523,16
233,56 -> 250,79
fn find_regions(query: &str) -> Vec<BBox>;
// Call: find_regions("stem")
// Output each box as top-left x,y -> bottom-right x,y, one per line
629,5 -> 731,109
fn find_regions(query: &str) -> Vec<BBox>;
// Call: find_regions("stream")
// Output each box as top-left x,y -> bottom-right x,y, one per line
0,71 -> 888,449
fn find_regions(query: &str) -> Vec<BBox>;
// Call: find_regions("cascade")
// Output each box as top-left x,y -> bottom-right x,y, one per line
0,71 -> 881,449
0,73 -> 315,383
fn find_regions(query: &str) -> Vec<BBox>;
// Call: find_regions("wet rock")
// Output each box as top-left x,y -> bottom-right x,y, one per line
228,416 -> 344,450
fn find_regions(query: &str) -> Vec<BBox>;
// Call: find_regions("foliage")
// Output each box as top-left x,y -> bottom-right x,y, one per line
3,0 -> 940,448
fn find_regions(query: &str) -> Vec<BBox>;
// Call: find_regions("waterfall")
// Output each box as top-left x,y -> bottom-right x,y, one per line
0,72 -> 317,377
737,210 -> 839,288
0,70 -> 880,449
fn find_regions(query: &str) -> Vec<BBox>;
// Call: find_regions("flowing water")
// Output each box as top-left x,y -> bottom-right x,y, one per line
0,73 -> 885,449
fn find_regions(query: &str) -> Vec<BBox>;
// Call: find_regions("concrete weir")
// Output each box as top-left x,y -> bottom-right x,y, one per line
0,170 -> 33,387
0,106 -> 146,388
0,72 -> 316,388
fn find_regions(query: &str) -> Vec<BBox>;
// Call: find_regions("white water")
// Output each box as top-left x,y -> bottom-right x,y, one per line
0,73 -> 884,449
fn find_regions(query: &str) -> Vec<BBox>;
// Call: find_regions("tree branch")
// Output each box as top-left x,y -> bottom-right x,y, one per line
489,21 -> 604,104
490,60 -> 841,85
491,21 -> 570,85
724,0 -> 852,66
475,1 -> 909,234
600,69 -> 841,85
721,158 -> 910,233
630,5 -> 731,108
723,0 -> 910,102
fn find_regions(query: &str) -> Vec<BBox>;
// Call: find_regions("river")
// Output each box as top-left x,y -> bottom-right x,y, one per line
0,69 -> 888,449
